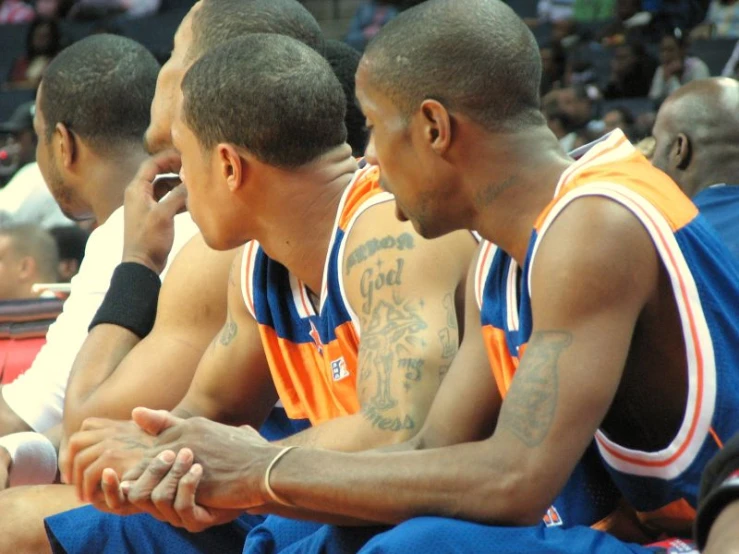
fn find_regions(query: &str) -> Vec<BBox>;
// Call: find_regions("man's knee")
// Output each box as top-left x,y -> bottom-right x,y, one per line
0,485 -> 78,553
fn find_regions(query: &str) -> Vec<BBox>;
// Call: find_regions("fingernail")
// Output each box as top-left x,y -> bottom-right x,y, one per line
177,449 -> 192,464
159,451 -> 175,463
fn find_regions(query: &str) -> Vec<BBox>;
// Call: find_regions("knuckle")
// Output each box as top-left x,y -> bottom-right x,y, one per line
150,489 -> 170,505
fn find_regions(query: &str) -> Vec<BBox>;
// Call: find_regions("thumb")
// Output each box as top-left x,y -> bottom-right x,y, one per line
132,407 -> 181,435
157,184 -> 188,218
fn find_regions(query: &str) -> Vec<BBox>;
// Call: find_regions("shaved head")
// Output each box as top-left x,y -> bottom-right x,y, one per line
652,77 -> 739,196
362,0 -> 543,132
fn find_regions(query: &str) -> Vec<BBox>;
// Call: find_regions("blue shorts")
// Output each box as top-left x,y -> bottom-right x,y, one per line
45,408 -> 310,553
46,509 -> 259,554
242,516 -> 387,554
358,518 -> 661,554
239,517 -> 685,554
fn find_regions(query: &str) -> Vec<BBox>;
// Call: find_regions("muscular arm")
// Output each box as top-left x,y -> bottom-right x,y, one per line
170,246 -> 277,427
255,197 -> 658,525
63,234 -> 235,437
396,245 -> 500,452
277,202 -> 476,451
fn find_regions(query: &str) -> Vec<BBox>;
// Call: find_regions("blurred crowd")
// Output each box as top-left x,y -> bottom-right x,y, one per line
345,0 -> 739,154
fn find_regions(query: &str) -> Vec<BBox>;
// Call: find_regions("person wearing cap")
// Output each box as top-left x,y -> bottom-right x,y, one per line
0,102 -> 74,229
0,101 -> 37,182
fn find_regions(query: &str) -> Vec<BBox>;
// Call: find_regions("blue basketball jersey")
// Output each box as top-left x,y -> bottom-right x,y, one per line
476,131 -> 739,535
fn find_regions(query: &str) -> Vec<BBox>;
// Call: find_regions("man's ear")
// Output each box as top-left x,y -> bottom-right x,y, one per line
418,99 -> 452,156
673,133 -> 692,171
18,256 -> 36,282
216,144 -> 245,193
54,123 -> 77,170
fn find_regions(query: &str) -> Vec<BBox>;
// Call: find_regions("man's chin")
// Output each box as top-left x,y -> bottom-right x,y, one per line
394,203 -> 409,223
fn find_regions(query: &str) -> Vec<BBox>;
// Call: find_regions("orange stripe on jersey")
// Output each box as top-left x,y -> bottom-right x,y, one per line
258,321 -> 360,425
481,325 -> 520,398
536,136 -> 698,234
337,165 -> 382,230
709,426 -> 724,449
635,498 -> 696,537
595,202 -> 705,468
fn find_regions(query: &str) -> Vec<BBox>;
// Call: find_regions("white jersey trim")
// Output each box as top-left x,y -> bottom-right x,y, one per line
506,260 -> 520,332
529,182 -> 715,480
240,241 -> 259,320
474,241 -> 497,311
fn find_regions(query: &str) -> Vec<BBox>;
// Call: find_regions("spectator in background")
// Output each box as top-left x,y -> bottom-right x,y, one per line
67,0 -> 160,20
635,135 -> 656,157
0,0 -> 33,23
651,77 -> 739,258
0,102 -> 75,229
573,0 -> 615,23
0,224 -> 59,301
48,226 -> 89,282
649,28 -> 710,104
602,40 -> 658,98
599,0 -> 654,44
540,41 -> 566,94
5,19 -> 62,91
554,85 -> 596,149
603,105 -> 636,136
345,0 -> 400,51
691,0 -> 739,39
0,102 -> 36,182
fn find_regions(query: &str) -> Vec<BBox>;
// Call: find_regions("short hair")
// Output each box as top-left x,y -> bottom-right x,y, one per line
0,224 -> 60,282
323,39 -> 367,156
48,225 -> 89,264
186,0 -> 324,62
40,34 -> 159,154
181,34 -> 347,169
364,0 -> 543,132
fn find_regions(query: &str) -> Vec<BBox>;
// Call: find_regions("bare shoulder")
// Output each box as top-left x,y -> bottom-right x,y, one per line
156,234 -> 241,326
531,195 -> 659,312
343,200 -> 476,280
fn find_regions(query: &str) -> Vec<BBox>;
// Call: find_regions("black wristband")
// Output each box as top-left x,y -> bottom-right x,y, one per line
89,262 -> 161,338
695,469 -> 739,550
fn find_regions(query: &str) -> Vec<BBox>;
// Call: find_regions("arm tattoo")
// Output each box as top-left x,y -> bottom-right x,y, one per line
219,311 -> 238,346
358,289 -> 428,431
346,233 -> 415,276
497,330 -> 571,447
443,292 -> 457,330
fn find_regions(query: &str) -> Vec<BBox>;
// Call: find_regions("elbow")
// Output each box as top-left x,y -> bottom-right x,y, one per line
466,467 -> 551,527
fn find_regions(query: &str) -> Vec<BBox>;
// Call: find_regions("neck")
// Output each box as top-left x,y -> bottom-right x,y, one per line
690,155 -> 739,197
83,148 -> 149,224
255,144 -> 358,293
464,126 -> 573,265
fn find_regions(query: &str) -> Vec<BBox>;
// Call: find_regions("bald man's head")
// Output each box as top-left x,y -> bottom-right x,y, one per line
652,77 -> 739,197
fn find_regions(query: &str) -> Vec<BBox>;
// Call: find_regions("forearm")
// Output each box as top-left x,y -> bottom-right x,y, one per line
265,442 -> 539,526
63,326 -> 140,436
276,412 -> 416,452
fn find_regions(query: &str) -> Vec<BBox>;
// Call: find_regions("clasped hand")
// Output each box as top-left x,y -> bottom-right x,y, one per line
66,408 -> 280,532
